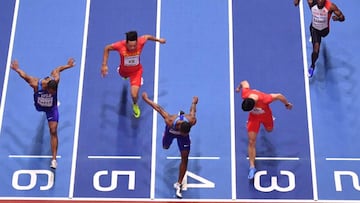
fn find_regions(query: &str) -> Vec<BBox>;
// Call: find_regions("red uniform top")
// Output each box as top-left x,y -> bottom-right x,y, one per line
112,36 -> 147,75
241,88 -> 273,118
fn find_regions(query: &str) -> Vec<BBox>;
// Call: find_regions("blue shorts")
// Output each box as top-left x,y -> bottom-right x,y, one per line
163,126 -> 191,151
35,106 -> 59,122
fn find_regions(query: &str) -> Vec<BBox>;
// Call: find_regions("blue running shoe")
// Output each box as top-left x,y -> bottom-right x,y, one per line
308,67 -> 314,78
248,167 -> 257,179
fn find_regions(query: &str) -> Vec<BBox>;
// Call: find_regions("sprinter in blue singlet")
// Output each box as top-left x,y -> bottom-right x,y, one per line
34,76 -> 58,121
142,92 -> 198,199
11,58 -> 75,169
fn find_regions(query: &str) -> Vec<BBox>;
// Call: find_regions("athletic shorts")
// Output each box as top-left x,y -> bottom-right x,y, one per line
118,66 -> 143,87
35,106 -> 59,122
310,24 -> 329,45
247,113 -> 273,134
163,126 -> 191,151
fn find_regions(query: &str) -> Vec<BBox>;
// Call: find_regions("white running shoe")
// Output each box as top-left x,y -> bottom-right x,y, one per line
173,182 -> 182,198
50,159 -> 57,169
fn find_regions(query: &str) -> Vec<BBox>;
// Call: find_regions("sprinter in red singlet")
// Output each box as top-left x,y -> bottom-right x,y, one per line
236,80 -> 293,179
101,31 -> 166,118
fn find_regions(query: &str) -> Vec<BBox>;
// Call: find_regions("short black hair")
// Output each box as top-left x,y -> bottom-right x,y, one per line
47,79 -> 58,91
126,31 -> 138,42
242,98 -> 255,111
180,121 -> 191,134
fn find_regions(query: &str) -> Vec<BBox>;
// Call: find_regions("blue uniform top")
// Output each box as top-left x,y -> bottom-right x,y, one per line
172,114 -> 189,130
163,112 -> 191,150
167,112 -> 190,136
33,77 -> 57,112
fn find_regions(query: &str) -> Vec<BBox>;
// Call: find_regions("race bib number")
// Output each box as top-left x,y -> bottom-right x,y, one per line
311,7 -> 328,30
251,107 -> 265,115
124,55 -> 140,66
312,15 -> 327,29
37,94 -> 53,107
169,129 -> 182,135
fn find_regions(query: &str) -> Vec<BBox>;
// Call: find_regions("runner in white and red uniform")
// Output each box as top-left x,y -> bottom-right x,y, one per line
295,0 -> 345,77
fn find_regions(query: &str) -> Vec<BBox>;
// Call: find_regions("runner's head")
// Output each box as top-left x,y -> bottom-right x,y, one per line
126,31 -> 138,52
180,121 -> 191,134
317,0 -> 325,9
242,98 -> 255,111
47,79 -> 58,95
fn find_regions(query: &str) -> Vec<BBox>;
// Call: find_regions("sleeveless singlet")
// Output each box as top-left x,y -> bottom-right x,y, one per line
311,0 -> 332,30
168,113 -> 189,135
33,77 -> 57,111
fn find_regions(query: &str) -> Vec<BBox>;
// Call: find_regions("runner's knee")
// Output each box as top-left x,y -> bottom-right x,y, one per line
248,138 -> 256,147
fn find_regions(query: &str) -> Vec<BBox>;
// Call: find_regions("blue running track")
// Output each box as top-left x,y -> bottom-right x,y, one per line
0,0 -> 360,202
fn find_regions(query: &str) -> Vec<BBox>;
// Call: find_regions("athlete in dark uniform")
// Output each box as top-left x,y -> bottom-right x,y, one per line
295,0 -> 345,77
10,58 -> 75,169
142,92 -> 198,199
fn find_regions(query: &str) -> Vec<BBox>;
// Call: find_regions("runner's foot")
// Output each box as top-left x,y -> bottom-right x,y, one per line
50,159 -> 57,169
308,66 -> 314,78
133,104 -> 140,118
248,167 -> 256,179
173,182 -> 182,199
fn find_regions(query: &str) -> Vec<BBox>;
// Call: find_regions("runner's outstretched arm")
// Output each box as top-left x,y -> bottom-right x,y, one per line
50,58 -> 76,82
142,92 -> 170,120
10,60 -> 37,88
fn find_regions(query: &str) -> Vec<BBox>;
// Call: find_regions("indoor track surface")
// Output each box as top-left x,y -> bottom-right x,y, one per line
0,0 -> 359,202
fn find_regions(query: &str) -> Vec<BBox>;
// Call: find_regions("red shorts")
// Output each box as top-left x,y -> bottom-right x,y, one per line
247,113 -> 273,133
118,65 -> 143,86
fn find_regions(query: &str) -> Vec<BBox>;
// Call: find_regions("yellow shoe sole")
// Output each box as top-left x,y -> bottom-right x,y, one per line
133,104 -> 140,118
